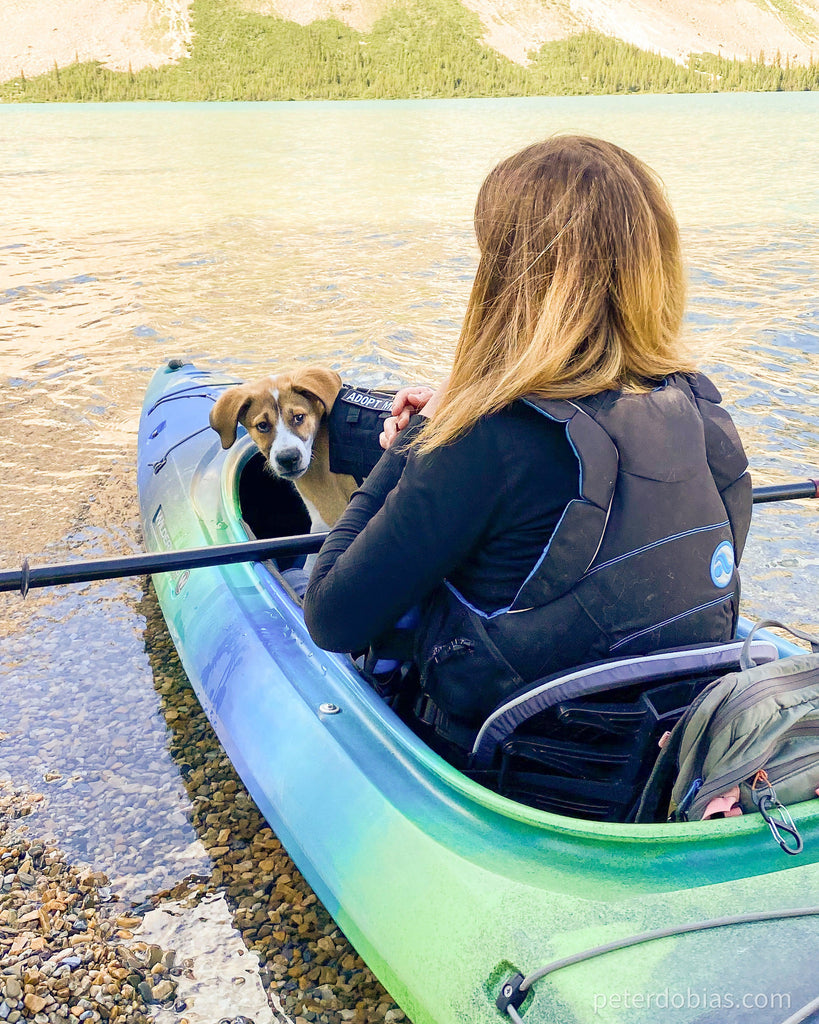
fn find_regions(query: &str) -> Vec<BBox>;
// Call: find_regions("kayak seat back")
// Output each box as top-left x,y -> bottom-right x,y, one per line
468,638 -> 779,822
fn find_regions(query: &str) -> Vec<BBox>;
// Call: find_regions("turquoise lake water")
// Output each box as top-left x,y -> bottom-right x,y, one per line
0,90 -> 817,912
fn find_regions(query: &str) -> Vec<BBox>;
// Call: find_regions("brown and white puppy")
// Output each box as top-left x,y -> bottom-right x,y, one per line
209,366 -> 357,528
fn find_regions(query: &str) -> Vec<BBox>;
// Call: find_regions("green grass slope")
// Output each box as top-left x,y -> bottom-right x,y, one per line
2,0 -> 818,101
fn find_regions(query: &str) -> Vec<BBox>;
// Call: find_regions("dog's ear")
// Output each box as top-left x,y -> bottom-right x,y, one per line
209,385 -> 253,449
290,366 -> 342,415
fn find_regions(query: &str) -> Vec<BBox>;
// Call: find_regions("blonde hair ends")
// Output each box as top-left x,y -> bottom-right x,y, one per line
419,135 -> 693,453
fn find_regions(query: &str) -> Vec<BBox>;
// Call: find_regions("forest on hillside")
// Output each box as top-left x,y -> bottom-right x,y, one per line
3,0 -> 818,102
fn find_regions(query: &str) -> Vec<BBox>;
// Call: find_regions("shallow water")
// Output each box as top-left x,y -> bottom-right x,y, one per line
1,93 -> 818,1019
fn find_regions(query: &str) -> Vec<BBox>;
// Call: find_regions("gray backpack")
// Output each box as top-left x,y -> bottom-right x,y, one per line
637,620 -> 819,853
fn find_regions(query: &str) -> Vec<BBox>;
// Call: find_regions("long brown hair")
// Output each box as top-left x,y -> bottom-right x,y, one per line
419,135 -> 693,452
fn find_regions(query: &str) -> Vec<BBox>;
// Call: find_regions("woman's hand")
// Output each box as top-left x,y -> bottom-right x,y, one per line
379,384 -> 439,449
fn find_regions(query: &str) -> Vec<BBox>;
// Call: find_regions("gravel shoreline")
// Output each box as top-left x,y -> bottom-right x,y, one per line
1,782 -> 170,1023
0,583 -> 406,1024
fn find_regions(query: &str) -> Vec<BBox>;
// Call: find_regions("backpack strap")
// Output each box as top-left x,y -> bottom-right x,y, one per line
633,674 -> 730,823
741,619 -> 819,670
633,719 -> 689,823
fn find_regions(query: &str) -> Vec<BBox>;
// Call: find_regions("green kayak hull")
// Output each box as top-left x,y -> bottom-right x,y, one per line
137,361 -> 819,1024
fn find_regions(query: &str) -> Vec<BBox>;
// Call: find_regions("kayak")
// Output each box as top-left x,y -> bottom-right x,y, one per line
137,360 -> 819,1024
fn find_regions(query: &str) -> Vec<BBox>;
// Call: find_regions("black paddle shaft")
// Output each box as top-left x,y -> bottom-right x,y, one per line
1,478 -> 816,596
0,534 -> 327,596
751,479 -> 819,503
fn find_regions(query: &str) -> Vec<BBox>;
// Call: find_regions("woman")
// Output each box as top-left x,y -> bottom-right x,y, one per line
304,135 -> 751,763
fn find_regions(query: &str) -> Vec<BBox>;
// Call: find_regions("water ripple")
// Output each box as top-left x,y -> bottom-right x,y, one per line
0,97 -> 817,1015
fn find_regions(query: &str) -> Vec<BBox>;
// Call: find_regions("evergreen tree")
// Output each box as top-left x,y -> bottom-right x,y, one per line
2,0 -> 818,102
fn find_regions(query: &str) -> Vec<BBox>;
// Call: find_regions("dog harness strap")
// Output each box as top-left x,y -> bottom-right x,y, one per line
328,386 -> 394,484
336,386 -> 394,414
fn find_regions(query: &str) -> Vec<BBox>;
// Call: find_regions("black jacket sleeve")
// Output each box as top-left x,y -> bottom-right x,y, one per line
303,421 -> 504,653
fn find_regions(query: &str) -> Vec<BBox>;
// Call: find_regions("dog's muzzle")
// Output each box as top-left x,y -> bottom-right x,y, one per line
272,448 -> 306,479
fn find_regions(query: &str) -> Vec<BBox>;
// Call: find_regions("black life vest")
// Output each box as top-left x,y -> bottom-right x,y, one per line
328,386 -> 394,485
413,373 -> 752,731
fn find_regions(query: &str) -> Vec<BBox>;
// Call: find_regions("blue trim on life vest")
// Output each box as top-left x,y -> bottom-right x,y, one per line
521,397 -> 583,493
509,499 -> 587,606
441,401 -> 589,620
609,593 -> 735,652
443,580 -> 511,620
516,398 -> 596,604
520,397 -> 573,423
582,520 -> 731,578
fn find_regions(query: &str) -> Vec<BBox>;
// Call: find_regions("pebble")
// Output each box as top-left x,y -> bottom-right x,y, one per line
138,594 -> 407,1022
0,784 -> 174,1024
0,580 -> 408,1024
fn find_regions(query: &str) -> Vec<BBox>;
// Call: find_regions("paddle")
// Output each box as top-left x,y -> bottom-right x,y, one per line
0,534 -> 326,597
750,479 -> 819,503
1,478 -> 816,597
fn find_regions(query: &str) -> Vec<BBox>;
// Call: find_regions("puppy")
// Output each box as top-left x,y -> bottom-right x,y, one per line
209,365 -> 357,528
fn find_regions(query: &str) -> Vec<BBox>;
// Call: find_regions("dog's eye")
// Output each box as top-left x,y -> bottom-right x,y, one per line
255,421 -> 271,433
292,413 -> 305,426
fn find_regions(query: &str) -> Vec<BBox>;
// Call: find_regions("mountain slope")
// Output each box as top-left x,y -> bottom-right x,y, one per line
1,0 -> 818,88
0,0 -> 191,82
250,0 -> 819,63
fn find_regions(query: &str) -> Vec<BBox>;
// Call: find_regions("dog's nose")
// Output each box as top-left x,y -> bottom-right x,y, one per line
275,448 -> 302,474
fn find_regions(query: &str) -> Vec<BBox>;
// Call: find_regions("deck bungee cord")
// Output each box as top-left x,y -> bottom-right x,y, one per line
497,906 -> 819,1023
148,424 -> 214,474
780,993 -> 819,1024
145,373 -> 241,472
146,382 -> 240,415
146,379 -> 242,473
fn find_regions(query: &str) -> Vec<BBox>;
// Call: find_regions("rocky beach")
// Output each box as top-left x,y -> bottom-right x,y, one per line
1,584 -> 403,1024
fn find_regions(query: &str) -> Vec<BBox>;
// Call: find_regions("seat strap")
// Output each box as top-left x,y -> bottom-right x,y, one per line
414,695 -> 478,753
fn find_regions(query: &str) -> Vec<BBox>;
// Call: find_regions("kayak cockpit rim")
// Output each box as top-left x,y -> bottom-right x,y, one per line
217,439 -> 819,845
